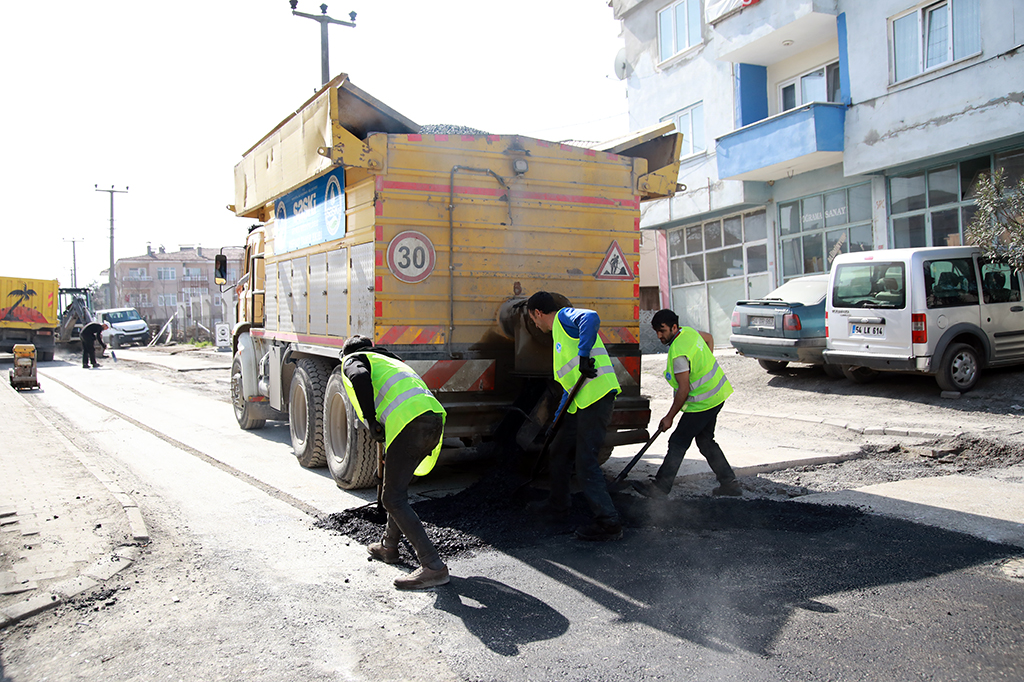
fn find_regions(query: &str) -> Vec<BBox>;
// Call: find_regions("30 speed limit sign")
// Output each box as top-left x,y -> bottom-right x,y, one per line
386,230 -> 436,283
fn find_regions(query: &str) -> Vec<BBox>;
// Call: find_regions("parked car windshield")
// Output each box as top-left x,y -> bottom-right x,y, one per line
760,277 -> 828,305
832,262 -> 906,309
105,310 -> 142,323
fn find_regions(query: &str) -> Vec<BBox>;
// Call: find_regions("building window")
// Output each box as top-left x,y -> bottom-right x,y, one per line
664,102 -> 705,157
892,0 -> 981,83
126,267 -> 149,281
779,62 -> 841,112
157,267 -> 176,281
183,267 -> 204,282
658,0 -> 702,62
158,294 -> 177,307
779,184 -> 873,279
888,147 -> 1023,248
667,210 -> 769,342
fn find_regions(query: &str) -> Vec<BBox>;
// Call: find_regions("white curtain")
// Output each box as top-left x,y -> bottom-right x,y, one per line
952,0 -> 981,60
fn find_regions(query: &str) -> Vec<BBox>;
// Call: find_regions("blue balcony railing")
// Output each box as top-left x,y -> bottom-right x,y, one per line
716,102 -> 846,182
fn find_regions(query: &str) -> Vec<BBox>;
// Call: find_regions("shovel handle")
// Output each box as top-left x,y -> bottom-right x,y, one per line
611,426 -> 665,486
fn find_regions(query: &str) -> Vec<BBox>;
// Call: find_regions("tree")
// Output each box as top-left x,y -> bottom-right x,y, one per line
965,168 -> 1024,273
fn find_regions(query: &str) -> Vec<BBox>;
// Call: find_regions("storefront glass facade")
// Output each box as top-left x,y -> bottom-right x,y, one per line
667,209 -> 769,345
778,182 -> 874,280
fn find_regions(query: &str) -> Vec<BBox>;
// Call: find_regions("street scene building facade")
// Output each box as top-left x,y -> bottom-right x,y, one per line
613,0 -> 1024,344
102,244 -> 244,340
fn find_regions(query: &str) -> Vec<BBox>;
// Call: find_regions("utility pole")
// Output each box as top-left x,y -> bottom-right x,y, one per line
63,237 -> 84,287
289,2 -> 356,87
95,185 -> 128,309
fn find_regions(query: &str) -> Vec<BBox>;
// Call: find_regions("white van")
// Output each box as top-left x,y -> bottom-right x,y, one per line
823,246 -> 1024,392
96,307 -> 152,347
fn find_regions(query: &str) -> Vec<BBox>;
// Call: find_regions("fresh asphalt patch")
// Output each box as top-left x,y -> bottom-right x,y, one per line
317,465 -> 1022,660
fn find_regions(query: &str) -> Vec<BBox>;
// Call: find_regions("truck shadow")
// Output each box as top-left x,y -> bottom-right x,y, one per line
320,470 -> 1021,658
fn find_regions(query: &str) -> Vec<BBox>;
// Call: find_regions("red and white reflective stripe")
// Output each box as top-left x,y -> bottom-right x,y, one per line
405,359 -> 496,392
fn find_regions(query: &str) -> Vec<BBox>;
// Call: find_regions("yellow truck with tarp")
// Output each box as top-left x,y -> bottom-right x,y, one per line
0,277 -> 59,362
224,74 -> 682,489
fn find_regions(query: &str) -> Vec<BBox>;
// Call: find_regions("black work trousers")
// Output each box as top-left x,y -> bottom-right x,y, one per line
381,412 -> 445,570
654,402 -> 736,492
546,391 -> 619,524
82,341 -> 98,368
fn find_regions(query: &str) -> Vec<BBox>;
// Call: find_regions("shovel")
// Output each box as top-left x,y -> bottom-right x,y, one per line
515,373 -> 588,492
607,426 -> 664,492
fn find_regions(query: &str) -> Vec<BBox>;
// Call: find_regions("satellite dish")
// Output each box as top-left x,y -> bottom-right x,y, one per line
614,48 -> 631,81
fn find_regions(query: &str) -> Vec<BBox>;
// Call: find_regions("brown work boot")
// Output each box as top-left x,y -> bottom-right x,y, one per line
367,542 -> 399,564
394,564 -> 450,590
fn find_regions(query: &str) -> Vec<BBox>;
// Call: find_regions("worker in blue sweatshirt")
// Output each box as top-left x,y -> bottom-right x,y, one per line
526,291 -> 623,541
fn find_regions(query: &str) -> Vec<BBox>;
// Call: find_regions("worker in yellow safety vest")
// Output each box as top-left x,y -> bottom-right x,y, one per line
633,309 -> 742,499
526,291 -> 623,541
341,335 -> 449,590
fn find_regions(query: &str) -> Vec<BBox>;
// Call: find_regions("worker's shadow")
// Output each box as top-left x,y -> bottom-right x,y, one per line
432,576 -> 569,656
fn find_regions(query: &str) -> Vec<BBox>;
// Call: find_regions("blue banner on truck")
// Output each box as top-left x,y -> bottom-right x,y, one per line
274,168 -> 346,253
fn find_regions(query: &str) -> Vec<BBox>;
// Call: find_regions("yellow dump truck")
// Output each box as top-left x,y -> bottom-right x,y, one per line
224,75 -> 682,489
1,277 -> 59,362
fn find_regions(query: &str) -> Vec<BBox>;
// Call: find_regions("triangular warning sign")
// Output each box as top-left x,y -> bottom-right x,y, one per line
594,241 -> 634,280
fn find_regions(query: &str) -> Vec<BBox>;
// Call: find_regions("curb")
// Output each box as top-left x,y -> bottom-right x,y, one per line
1,391 -> 150,629
722,407 -> 956,440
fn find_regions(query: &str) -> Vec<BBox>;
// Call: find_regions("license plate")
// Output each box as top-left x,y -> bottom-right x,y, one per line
750,316 -> 775,328
850,324 -> 885,337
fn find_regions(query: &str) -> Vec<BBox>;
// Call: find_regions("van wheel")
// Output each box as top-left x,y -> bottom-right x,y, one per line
841,365 -> 878,384
758,359 -> 789,373
231,355 -> 266,430
822,363 -> 844,379
936,343 -> 980,392
289,358 -> 329,467
323,369 -> 378,489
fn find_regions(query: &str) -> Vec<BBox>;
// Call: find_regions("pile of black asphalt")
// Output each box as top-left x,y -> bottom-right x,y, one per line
317,456 -> 870,566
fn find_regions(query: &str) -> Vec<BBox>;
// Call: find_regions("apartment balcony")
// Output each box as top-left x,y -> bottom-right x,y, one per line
716,102 -> 845,182
712,0 -> 838,66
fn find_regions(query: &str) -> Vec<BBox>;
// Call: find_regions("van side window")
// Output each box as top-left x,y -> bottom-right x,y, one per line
924,258 -> 979,308
832,262 -> 906,308
981,262 -> 1022,304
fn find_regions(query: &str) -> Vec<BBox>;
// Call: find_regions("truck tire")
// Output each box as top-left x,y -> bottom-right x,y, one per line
323,370 -> 378,489
758,359 -> 789,373
289,357 -> 329,467
840,365 -> 878,384
231,355 -> 265,430
37,349 -> 54,362
935,342 -> 980,393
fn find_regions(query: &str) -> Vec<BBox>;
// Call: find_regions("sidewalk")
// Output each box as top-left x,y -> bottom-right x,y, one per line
0,379 -> 146,628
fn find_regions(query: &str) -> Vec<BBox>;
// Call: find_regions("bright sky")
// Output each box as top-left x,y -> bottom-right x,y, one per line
0,0 -> 630,287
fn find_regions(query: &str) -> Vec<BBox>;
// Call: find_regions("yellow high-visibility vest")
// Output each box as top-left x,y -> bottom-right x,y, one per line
342,352 -> 446,475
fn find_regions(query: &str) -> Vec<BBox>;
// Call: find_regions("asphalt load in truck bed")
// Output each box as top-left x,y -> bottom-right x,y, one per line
314,461 -> 870,566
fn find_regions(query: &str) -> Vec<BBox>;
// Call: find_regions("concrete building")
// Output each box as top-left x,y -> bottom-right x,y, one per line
613,0 -> 1024,343
107,244 -> 244,340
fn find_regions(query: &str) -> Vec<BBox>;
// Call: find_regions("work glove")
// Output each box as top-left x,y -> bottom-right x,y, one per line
369,419 -> 386,444
579,355 -> 598,379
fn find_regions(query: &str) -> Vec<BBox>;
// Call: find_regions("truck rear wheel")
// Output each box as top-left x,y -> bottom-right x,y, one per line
323,369 -> 378,489
231,355 -> 265,430
289,358 -> 329,467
